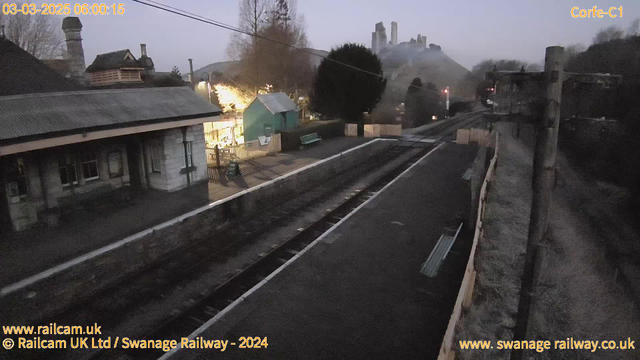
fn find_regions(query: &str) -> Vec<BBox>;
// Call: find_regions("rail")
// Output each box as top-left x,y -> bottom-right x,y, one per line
437,131 -> 500,360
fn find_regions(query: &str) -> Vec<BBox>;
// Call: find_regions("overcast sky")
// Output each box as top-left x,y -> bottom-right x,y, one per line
56,0 -> 640,72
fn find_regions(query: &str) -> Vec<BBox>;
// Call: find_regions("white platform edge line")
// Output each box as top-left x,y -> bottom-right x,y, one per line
1,138 -> 398,297
158,142 -> 446,360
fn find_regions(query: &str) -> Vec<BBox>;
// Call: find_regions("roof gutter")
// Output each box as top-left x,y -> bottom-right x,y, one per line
0,115 -> 220,156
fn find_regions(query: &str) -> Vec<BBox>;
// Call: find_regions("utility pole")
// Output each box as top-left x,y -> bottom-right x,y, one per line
511,46 -> 564,360
485,48 -> 621,360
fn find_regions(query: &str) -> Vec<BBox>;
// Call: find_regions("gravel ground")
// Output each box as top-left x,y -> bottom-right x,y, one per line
456,122 -> 530,360
456,121 -> 640,360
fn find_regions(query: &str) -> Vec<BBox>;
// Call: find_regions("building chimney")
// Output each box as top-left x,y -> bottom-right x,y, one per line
140,43 -> 147,57
188,58 -> 195,88
391,22 -> 397,46
62,17 -> 87,85
371,32 -> 378,54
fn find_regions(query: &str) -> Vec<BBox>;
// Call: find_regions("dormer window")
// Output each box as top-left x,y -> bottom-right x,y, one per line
120,69 -> 141,81
86,49 -> 144,86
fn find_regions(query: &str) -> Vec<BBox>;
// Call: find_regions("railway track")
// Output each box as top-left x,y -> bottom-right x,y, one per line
118,146 -> 438,360
417,110 -> 487,138
20,148 -> 421,360
112,113 -> 485,360
17,112 -> 484,360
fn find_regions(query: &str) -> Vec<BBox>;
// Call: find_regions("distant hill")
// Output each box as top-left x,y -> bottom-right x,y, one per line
378,43 -> 472,98
188,48 -> 329,82
186,46 -> 470,98
303,48 -> 329,69
183,60 -> 243,81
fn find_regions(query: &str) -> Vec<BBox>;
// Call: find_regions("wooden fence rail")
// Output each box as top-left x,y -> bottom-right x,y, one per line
437,132 -> 500,360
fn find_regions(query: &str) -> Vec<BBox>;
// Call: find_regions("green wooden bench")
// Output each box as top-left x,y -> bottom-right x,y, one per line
300,132 -> 322,146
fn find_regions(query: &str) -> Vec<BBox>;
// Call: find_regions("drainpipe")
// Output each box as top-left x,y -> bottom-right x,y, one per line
141,138 -> 151,189
182,127 -> 191,187
36,151 -> 50,211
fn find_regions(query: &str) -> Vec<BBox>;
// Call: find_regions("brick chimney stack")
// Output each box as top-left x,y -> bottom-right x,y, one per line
62,17 -> 87,85
140,43 -> 147,57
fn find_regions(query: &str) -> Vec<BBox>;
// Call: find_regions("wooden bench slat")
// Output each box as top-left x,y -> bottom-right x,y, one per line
300,132 -> 322,145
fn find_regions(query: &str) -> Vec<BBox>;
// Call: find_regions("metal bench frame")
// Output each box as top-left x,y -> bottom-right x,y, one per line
420,223 -> 464,278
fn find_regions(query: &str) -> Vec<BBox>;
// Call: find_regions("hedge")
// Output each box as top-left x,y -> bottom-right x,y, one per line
278,120 -> 345,151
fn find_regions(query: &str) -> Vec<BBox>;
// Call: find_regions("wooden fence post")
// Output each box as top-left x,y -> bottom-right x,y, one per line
512,46 -> 564,359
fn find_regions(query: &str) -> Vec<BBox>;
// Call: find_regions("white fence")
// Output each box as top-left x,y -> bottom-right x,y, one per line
363,124 -> 402,137
438,132 -> 500,360
206,133 -> 282,167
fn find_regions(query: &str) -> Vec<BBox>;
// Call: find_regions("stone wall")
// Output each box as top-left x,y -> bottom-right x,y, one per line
146,124 -> 208,191
456,128 -> 491,146
345,124 -> 358,137
0,139 -> 394,324
4,140 -> 130,231
364,124 -> 402,137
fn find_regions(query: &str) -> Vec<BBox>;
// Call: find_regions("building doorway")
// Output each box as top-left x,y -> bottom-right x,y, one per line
125,138 -> 145,192
0,166 -> 13,234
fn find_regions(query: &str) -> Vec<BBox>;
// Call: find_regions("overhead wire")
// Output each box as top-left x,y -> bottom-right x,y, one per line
131,0 -> 474,98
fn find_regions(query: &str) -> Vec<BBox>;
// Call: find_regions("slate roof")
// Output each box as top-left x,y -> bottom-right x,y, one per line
0,87 -> 221,144
139,55 -> 154,70
254,93 -> 298,115
86,49 -> 144,72
43,59 -> 71,77
0,37 -> 83,96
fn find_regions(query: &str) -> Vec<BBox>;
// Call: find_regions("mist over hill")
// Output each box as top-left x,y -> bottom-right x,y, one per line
188,45 -> 470,99
187,48 -> 329,82
379,43 -> 472,99
183,60 -> 243,81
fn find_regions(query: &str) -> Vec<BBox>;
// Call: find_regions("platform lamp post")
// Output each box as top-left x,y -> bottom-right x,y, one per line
444,86 -> 450,118
200,72 -> 212,104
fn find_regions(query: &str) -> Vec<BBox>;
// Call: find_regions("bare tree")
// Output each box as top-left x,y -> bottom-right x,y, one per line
592,25 -> 624,44
565,43 -> 586,63
227,0 -> 269,58
0,1 -> 64,59
627,18 -> 640,37
227,0 -> 312,94
227,0 -> 271,93
256,0 -> 311,92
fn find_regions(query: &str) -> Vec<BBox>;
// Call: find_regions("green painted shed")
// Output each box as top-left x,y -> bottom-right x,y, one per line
243,93 -> 299,142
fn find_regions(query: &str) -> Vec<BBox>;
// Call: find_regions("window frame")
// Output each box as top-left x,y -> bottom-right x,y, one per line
58,154 -> 78,187
148,142 -> 162,173
182,141 -> 193,168
6,157 -> 28,202
107,150 -> 124,178
80,152 -> 100,182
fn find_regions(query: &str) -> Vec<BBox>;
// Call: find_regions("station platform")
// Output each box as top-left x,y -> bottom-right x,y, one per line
173,142 -> 479,360
0,137 -> 370,287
